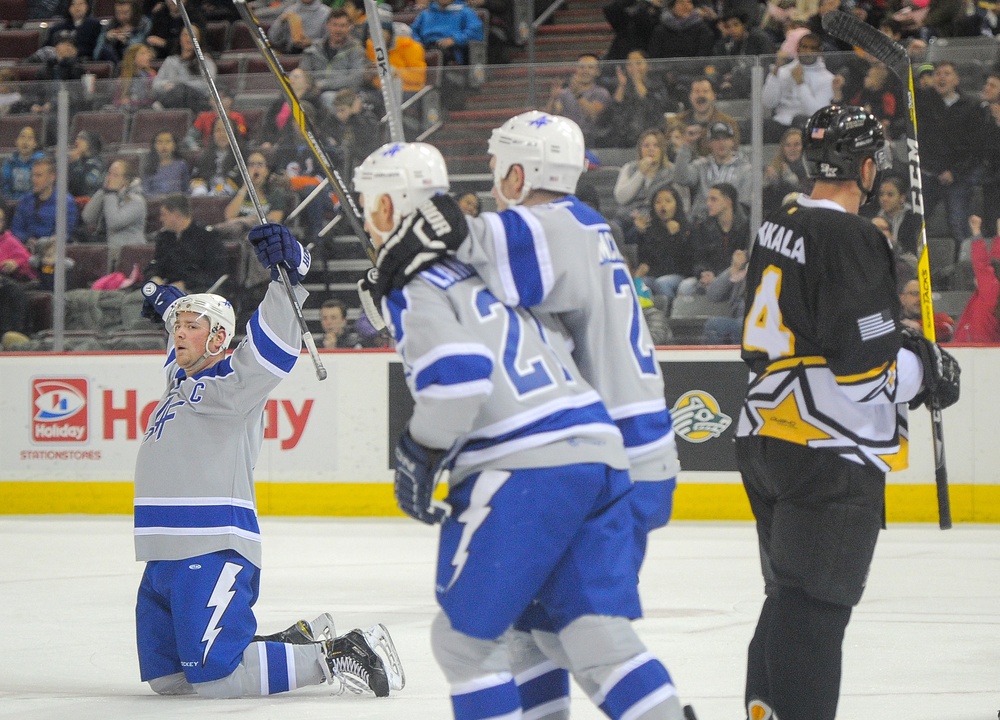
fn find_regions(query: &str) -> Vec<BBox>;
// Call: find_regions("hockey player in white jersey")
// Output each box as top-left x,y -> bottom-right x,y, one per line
366,112 -> 684,719
133,224 -> 403,699
354,141 -> 690,720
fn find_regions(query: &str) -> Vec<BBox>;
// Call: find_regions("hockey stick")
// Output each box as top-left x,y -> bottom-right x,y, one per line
822,11 -> 951,528
232,0 -> 378,264
174,0 -> 328,381
362,0 -> 406,142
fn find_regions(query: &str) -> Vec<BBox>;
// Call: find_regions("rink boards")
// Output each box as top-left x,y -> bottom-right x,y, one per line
0,347 -> 996,522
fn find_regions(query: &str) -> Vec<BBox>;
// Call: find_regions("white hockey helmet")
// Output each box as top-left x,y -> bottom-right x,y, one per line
353,142 -> 450,236
488,111 -> 586,205
164,293 -> 237,351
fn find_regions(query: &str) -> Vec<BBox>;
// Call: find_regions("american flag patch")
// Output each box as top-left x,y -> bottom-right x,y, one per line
857,310 -> 895,341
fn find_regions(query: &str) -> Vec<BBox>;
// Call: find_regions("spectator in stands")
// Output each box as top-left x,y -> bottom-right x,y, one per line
702,247 -> 748,344
681,182 -> 749,296
613,129 -> 676,241
95,0 -> 152,63
145,0 -> 187,59
673,120 -> 751,220
832,60 -> 905,140
67,130 -> 105,199
324,88 -> 381,174
456,191 -> 480,217
871,215 -> 918,281
112,43 -> 158,111
268,0 -> 332,53
185,91 -> 247,151
47,0 -> 103,61
607,50 -> 679,148
1,127 -> 45,206
546,53 -> 611,145
634,183 -> 693,301
28,0 -> 66,20
410,0 -> 485,66
979,72 -> 1000,242
647,0 -> 715,60
710,11 -> 776,99
623,243 -> 672,345
916,61 -> 983,254
807,0 -> 851,52
954,224 -> 1000,341
260,67 -> 322,168
364,10 -> 428,102
145,193 -> 226,293
318,298 -> 362,348
899,277 -> 956,342
761,126 -> 809,216
31,30 -> 88,120
760,32 -> 834,142
81,158 -> 146,268
10,157 -> 80,250
299,9 -> 369,113
152,26 -> 216,111
604,0 -> 667,61
675,77 -> 740,156
217,151 -> 288,236
0,206 -> 34,339
189,117 -> 242,197
141,130 -> 190,196
868,175 -> 921,256
0,69 -> 28,116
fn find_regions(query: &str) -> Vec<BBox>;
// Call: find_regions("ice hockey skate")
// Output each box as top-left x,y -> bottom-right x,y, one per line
252,612 -> 336,644
321,624 -> 404,697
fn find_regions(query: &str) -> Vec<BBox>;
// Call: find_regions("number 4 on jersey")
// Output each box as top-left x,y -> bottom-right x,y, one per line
743,265 -> 794,359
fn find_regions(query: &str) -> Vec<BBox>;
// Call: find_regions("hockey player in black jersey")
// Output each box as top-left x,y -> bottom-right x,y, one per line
735,105 -> 960,720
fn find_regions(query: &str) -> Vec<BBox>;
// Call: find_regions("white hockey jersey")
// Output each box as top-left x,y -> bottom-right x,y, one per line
133,282 -> 307,567
457,197 -> 679,482
383,258 -> 629,483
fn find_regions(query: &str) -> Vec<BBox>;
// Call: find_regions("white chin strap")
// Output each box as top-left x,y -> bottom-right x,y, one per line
185,330 -> 224,376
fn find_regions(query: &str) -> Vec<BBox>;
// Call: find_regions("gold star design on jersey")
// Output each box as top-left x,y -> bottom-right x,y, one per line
752,386 -> 833,444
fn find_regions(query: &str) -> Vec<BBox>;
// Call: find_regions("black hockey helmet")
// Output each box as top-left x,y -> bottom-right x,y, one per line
803,105 -> 892,181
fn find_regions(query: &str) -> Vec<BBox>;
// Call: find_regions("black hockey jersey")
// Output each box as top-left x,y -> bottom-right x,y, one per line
736,195 -> 918,471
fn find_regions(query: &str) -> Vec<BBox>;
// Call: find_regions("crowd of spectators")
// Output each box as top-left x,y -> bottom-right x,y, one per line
4,0 -> 1000,346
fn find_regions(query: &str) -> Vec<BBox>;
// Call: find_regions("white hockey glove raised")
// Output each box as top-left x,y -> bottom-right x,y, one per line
900,327 -> 960,410
393,428 -> 449,525
373,194 -> 468,297
356,267 -> 388,333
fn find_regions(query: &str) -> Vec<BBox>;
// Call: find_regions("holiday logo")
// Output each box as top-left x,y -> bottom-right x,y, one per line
671,390 -> 731,443
32,378 -> 89,443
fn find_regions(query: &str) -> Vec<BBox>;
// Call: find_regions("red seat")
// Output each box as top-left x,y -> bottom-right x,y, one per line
0,114 -> 45,152
127,108 -> 193,147
0,28 -> 43,60
70,111 -> 128,150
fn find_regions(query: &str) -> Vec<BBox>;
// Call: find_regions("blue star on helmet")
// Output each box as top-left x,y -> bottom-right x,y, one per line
529,115 -> 551,128
383,143 -> 404,156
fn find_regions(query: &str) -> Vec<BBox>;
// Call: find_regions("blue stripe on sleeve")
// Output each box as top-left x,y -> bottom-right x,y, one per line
265,642 -> 290,694
498,210 -> 545,306
134,503 -> 260,535
415,354 -> 493,392
248,311 -> 297,374
616,409 -> 674,451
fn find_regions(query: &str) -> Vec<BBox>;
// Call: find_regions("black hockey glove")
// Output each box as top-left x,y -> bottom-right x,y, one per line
374,194 -> 468,297
900,327 -> 961,411
140,281 -> 185,324
394,428 -> 448,525
248,222 -> 311,284
356,266 -> 388,332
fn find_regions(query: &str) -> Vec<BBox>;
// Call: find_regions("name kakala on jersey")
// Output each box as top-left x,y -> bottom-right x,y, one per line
757,221 -> 806,264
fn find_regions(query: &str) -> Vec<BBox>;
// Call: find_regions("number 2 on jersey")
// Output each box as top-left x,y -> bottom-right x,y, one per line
743,265 -> 794,359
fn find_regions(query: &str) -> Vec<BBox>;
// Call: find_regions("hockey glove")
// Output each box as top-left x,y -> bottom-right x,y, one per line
140,281 -> 185,324
901,327 -> 961,410
394,428 -> 448,525
356,267 -> 387,333
374,194 -> 468,297
248,222 -> 311,284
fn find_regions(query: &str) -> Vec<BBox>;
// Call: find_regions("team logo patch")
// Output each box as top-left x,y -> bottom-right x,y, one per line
32,378 -> 89,443
671,391 -> 732,443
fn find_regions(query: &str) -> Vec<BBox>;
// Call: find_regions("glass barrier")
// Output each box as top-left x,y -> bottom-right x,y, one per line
0,42 -> 996,350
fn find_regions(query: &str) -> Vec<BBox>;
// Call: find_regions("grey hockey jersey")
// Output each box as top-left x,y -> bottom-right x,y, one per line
382,258 -> 629,483
457,197 -> 680,482
133,282 -> 307,567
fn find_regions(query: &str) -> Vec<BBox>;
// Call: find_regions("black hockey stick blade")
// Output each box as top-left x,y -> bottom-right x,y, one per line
822,11 -> 908,75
